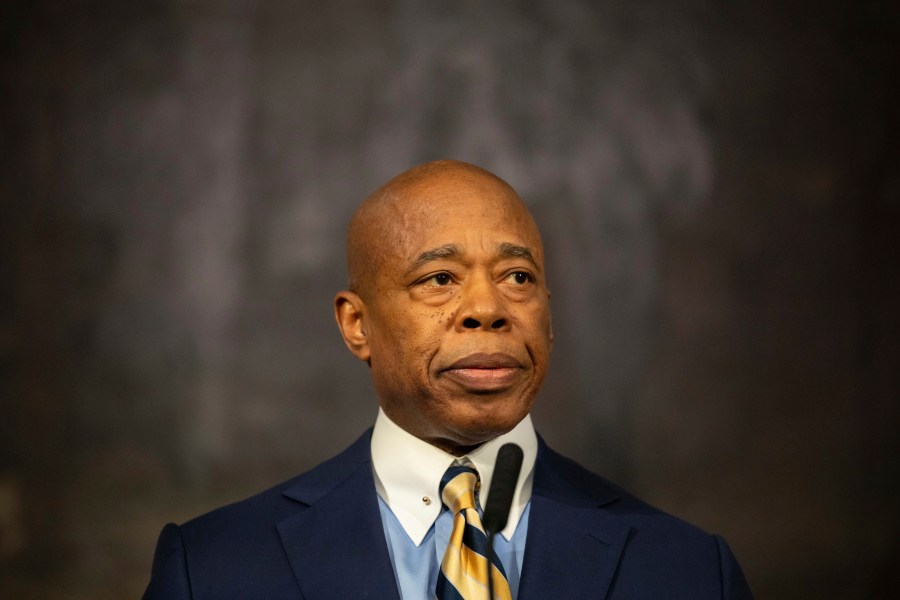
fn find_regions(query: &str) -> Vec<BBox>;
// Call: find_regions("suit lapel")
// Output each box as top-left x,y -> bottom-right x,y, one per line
518,442 -> 632,600
273,432 -> 630,599
276,433 -> 401,600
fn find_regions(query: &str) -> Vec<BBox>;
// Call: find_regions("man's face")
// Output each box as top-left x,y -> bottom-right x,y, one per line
338,169 -> 553,454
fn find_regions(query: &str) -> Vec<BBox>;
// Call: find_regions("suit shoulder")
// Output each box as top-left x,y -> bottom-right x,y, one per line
536,440 -> 717,541
534,441 -> 754,596
145,432 -> 376,599
179,430 -> 372,541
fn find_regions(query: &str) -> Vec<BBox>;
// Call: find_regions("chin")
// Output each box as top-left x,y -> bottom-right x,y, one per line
445,406 -> 525,442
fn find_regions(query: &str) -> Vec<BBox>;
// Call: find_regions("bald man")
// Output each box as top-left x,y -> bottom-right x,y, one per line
143,161 -> 752,599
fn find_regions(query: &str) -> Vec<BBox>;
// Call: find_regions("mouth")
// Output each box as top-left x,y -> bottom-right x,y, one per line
440,353 -> 524,392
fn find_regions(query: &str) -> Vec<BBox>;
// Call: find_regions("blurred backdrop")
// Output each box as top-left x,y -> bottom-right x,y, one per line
1,1 -> 898,598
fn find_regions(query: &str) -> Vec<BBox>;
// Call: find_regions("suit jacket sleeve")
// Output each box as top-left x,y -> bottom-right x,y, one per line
143,523 -> 193,600
715,535 -> 753,599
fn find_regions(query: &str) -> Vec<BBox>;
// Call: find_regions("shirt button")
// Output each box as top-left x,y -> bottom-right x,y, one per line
422,496 -> 432,505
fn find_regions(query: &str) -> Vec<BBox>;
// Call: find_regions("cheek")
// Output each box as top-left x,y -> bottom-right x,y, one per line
379,320 -> 441,379
398,306 -> 448,346
524,302 -> 553,340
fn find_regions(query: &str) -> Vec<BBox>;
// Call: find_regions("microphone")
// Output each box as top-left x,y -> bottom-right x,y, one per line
482,442 -> 524,536
482,443 -> 523,600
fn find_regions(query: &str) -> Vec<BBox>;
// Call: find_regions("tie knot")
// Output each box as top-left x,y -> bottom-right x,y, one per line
439,465 -> 480,513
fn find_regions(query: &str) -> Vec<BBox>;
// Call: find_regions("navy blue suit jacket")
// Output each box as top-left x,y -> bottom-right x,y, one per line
143,430 -> 752,599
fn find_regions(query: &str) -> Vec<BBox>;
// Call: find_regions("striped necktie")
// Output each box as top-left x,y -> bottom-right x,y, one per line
435,465 -> 512,600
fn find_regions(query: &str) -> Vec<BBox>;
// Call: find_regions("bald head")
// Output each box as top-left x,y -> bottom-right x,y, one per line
346,160 -> 542,298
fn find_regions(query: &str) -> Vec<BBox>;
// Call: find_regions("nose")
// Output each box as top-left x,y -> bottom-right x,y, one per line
455,274 -> 510,332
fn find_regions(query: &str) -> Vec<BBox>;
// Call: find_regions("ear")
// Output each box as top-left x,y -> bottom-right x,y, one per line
334,290 -> 371,363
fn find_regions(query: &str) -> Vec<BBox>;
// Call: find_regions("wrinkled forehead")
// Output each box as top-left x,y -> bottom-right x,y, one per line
381,176 -> 541,254
347,165 -> 544,292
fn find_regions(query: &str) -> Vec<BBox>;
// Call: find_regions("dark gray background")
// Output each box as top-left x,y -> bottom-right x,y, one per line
1,1 -> 898,598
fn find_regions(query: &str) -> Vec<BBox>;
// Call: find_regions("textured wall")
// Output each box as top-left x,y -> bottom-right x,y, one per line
1,1 -> 898,598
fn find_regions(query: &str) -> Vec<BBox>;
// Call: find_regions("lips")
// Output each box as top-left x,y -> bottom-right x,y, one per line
440,353 -> 524,392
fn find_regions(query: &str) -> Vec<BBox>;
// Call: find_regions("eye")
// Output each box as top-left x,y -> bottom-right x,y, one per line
426,272 -> 452,286
505,271 -> 533,285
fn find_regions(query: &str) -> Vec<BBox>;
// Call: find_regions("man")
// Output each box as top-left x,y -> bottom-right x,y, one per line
143,160 -> 752,599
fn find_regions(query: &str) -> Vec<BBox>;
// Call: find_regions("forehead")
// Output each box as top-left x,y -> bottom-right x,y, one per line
380,173 -> 542,266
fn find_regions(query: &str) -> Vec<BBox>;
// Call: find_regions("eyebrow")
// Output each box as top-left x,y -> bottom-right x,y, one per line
497,242 -> 536,264
405,244 -> 463,275
405,242 -> 537,276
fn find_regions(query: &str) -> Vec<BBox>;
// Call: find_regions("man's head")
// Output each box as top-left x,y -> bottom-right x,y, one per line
334,160 -> 553,455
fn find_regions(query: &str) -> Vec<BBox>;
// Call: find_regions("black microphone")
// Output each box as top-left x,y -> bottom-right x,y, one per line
483,443 -> 523,600
482,443 -> 524,537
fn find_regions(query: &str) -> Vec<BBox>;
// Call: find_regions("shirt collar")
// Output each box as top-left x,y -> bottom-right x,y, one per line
371,407 -> 537,546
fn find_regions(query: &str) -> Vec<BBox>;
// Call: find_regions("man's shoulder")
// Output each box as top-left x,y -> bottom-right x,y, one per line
535,438 -> 717,542
143,431 -> 380,599
178,429 -> 374,540
531,439 -> 752,597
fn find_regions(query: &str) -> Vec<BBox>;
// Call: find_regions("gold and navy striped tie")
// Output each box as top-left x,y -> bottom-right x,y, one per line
435,465 -> 512,600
